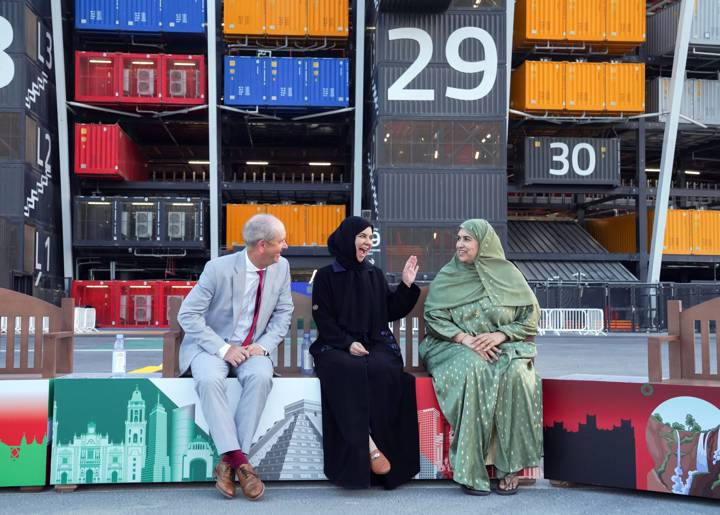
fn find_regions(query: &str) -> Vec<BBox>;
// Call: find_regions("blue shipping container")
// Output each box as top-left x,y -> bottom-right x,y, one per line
119,0 -> 162,31
75,0 -> 119,30
162,0 -> 205,33
266,58 -> 305,107
224,56 -> 265,106
307,58 -> 349,107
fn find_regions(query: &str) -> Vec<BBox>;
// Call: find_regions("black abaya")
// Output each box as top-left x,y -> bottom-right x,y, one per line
310,263 -> 421,489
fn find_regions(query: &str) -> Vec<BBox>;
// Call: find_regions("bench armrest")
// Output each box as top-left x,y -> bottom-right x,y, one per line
44,331 -> 75,377
647,334 -> 681,383
162,329 -> 183,378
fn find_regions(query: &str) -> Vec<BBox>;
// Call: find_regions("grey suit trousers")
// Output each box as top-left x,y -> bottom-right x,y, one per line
191,352 -> 273,455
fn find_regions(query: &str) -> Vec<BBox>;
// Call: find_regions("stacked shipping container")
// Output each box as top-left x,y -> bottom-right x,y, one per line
74,123 -> 147,180
75,52 -> 207,106
0,0 -> 64,301
75,0 -> 206,33
224,56 -> 349,107
647,77 -> 720,125
225,203 -> 345,248
648,0 -> 720,56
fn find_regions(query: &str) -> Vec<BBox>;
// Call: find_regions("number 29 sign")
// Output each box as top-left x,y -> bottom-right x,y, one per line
373,11 -> 506,117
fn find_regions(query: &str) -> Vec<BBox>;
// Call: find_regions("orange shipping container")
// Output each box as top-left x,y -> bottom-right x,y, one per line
690,210 -> 720,255
226,204 -> 267,249
606,0 -> 646,44
224,0 -> 266,36
305,205 -> 345,245
565,62 -> 605,112
307,0 -> 349,38
513,0 -> 566,47
510,61 -> 565,112
267,204 -> 305,245
566,0 -> 605,42
605,63 -> 645,113
266,0 -> 307,36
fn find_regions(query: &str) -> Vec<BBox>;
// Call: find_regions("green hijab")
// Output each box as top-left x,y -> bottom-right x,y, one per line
425,219 -> 538,312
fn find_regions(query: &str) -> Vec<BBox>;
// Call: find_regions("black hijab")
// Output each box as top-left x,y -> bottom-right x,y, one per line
326,216 -> 385,334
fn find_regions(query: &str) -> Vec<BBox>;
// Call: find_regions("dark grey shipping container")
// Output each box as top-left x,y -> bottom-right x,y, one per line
0,1 -> 54,71
373,64 -> 505,117
376,169 -> 507,222
374,11 -> 505,65
374,0 -> 453,13
0,112 -> 56,173
0,215 -> 62,297
373,116 -> 506,169
376,220 -> 507,276
0,54 -> 56,124
518,137 -> 620,186
0,163 -> 57,225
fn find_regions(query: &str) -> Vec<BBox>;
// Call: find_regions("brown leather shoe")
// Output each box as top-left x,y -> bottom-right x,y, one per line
370,449 -> 391,475
213,461 -> 236,499
236,463 -> 265,500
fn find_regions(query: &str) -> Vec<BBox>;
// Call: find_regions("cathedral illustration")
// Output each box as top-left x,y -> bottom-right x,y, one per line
52,386 -> 217,484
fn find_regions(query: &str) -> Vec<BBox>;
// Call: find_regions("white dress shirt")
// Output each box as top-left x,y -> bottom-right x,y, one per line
216,253 -> 266,359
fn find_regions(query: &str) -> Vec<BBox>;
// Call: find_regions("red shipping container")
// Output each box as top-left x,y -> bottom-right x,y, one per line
75,51 -> 120,104
72,280 -> 114,327
115,281 -> 156,326
154,280 -> 195,326
161,55 -> 206,105
74,123 -> 148,181
117,53 -> 163,104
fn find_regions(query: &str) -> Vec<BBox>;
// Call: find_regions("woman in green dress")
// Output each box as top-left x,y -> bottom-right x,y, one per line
419,219 -> 542,496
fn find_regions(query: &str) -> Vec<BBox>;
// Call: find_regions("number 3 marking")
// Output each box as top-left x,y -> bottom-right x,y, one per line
0,17 -> 15,89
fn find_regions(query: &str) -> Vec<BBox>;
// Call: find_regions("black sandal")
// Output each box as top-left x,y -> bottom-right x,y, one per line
493,473 -> 519,496
461,484 -> 491,496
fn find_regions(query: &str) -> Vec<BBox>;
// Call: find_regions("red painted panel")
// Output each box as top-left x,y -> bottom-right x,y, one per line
74,123 -> 147,181
75,51 -> 120,104
161,55 -> 206,105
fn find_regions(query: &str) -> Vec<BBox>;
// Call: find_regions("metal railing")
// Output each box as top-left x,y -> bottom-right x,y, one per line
538,308 -> 605,336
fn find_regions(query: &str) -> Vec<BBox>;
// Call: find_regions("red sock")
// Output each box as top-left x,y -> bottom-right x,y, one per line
223,450 -> 249,469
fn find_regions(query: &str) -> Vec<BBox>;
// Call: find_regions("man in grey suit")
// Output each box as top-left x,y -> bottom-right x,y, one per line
177,214 -> 292,501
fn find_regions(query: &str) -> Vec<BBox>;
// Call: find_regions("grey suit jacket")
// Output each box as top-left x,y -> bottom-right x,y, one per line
177,250 -> 293,374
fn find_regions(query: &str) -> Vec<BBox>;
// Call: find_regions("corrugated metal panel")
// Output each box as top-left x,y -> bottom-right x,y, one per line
646,77 -> 695,123
606,0 -> 645,44
513,260 -> 637,282
0,2 -> 53,70
565,62 -> 604,111
0,164 -> 56,225
376,0 -> 452,12
266,0 -> 307,36
0,216 -> 20,288
513,0 -> 566,47
0,54 -> 55,125
508,220 -> 608,254
605,62 -> 644,113
119,0 -> 163,32
226,204 -> 267,248
307,0 -> 349,37
162,0 -> 205,33
510,60 -> 565,112
0,113 -> 54,172
661,210 -> 693,255
566,0 -> 605,42
519,136 -> 620,186
306,58 -> 349,107
694,79 -> 720,125
266,57 -> 305,106
224,0 -> 265,35
75,0 -> 119,30
375,11 -> 505,65
75,51 -> 119,103
374,117 -> 506,169
224,57 -> 265,105
648,1 -> 720,56
376,170 -> 506,222
374,64 -> 505,117
691,210 -> 720,255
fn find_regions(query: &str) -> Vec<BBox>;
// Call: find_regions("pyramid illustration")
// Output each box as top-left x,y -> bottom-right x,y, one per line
249,399 -> 325,480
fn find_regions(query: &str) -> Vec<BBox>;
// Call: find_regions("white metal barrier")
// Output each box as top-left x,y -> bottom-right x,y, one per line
538,308 -> 605,336
73,308 -> 98,334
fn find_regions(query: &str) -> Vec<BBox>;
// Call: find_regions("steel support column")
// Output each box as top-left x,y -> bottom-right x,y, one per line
207,0 -> 221,258
351,0 -> 366,216
636,118 -> 648,282
648,0 -> 694,283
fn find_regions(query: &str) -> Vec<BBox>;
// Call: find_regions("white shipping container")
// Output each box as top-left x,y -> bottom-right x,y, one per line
694,79 -> 720,125
646,77 -> 695,123
647,0 -> 720,56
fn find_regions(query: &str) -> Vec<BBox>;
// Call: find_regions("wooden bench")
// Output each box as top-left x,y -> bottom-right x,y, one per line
162,287 -> 430,378
648,297 -> 720,385
0,288 -> 75,378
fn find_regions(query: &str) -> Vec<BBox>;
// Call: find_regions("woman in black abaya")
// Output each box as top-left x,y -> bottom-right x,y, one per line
310,216 -> 421,489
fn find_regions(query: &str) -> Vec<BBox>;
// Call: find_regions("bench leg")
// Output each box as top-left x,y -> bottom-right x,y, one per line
54,484 -> 78,493
550,480 -> 575,488
19,486 -> 44,492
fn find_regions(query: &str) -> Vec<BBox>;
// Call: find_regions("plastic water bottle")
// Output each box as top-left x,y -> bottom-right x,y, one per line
112,334 -> 126,377
301,331 -> 314,376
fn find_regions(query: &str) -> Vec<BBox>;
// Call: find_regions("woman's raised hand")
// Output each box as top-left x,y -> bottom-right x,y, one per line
402,255 -> 419,287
